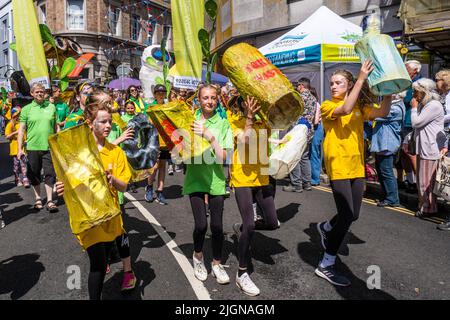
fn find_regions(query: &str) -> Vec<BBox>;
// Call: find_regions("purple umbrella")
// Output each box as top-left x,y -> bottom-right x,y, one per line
107,77 -> 141,90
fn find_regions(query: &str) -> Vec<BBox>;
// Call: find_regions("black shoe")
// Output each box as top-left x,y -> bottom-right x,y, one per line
316,222 -> 328,250
315,265 -> 351,287
377,200 -> 400,208
415,210 -> 433,219
282,185 -> 303,193
437,221 -> 450,231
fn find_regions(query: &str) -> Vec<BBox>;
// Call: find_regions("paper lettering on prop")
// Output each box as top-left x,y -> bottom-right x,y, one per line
12,0 -> 50,89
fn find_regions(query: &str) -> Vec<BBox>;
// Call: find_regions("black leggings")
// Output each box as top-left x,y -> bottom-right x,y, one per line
189,193 -> 224,261
234,186 -> 278,269
327,178 -> 364,256
86,233 -> 130,300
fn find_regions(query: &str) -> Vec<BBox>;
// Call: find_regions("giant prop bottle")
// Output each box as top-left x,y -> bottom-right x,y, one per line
355,13 -> 411,95
222,43 -> 304,130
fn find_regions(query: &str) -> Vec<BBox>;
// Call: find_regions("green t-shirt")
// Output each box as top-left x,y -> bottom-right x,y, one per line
121,113 -> 135,124
182,111 -> 233,196
19,100 -> 56,151
55,101 -> 70,123
63,108 -> 84,129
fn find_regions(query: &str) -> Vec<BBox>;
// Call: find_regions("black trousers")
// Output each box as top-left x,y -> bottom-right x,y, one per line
326,178 -> 364,256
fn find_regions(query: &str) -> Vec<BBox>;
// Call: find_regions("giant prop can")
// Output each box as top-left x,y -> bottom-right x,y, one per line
222,43 -> 304,130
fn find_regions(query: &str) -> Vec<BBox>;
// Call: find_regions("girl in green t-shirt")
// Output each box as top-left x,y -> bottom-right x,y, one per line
185,84 -> 233,286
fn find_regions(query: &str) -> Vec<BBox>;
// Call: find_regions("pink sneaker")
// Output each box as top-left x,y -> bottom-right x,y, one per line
121,271 -> 136,291
106,264 -> 110,274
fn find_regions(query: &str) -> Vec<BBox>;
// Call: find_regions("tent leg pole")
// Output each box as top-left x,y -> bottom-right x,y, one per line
320,62 -> 324,103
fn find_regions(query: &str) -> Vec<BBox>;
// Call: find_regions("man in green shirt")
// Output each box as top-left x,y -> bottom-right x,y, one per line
17,83 -> 59,213
50,85 -> 70,129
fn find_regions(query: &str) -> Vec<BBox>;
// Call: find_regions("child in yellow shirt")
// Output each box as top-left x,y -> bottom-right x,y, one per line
5,107 -> 30,187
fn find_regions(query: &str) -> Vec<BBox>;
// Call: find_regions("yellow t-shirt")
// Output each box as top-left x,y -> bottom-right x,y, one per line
76,141 -> 132,250
321,98 -> 374,180
5,121 -> 25,156
228,110 -> 270,188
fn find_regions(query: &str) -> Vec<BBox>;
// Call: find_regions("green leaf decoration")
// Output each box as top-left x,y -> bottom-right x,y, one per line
165,79 -> 171,96
59,57 -> 76,79
198,29 -> 210,58
1,87 -> 7,101
59,76 -> 69,92
50,65 -> 60,81
9,42 -> 16,52
163,64 -> 169,84
205,0 -> 218,21
39,24 -> 56,48
210,52 -> 218,72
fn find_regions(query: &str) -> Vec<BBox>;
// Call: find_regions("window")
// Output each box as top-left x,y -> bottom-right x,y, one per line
2,20 -> 7,43
67,0 -> 85,30
131,14 -> 141,41
3,50 -> 8,66
38,3 -> 47,24
108,6 -> 121,36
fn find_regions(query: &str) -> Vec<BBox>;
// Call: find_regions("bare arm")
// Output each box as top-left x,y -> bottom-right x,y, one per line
17,123 -> 26,158
332,60 -> 374,117
367,96 -> 393,120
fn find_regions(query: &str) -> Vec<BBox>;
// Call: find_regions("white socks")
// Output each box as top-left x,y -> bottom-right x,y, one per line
320,253 -> 336,268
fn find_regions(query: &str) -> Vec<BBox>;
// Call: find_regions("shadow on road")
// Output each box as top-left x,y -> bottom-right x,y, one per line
163,184 -> 183,200
296,223 -> 396,300
2,204 -> 39,225
0,253 -> 45,300
277,202 -> 301,223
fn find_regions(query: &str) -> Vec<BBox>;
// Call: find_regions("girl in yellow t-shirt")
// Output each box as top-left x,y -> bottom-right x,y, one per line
55,91 -> 136,299
228,96 -> 279,297
5,107 -> 30,187
315,60 -> 392,286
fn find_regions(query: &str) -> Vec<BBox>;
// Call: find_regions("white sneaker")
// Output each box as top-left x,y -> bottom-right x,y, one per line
211,263 -> 230,284
193,255 -> 208,282
236,272 -> 260,296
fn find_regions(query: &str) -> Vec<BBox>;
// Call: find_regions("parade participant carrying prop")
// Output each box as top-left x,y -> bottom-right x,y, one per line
121,113 -> 160,171
12,0 -> 50,89
222,43 -> 304,130
171,0 -> 204,89
48,123 -> 121,235
354,12 -> 411,95
147,101 -> 210,162
139,44 -> 172,101
269,124 -> 308,179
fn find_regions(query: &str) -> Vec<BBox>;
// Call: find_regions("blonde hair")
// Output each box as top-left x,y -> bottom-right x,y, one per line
30,83 -> 46,93
435,69 -> 450,92
412,78 -> 441,105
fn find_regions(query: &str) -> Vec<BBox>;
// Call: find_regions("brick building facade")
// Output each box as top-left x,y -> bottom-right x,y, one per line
35,0 -> 172,83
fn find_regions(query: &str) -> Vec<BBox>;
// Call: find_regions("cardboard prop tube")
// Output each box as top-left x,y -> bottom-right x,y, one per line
222,43 -> 304,130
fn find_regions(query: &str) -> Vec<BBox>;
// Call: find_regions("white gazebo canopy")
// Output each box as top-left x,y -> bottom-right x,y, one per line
259,6 -> 363,101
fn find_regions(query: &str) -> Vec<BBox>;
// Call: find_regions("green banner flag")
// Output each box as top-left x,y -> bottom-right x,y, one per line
12,0 -> 50,88
171,0 -> 204,89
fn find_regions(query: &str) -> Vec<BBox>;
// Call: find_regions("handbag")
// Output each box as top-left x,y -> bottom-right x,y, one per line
407,131 -> 416,156
433,155 -> 450,201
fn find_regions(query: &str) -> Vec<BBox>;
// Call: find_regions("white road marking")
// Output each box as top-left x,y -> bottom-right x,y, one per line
124,192 -> 211,300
